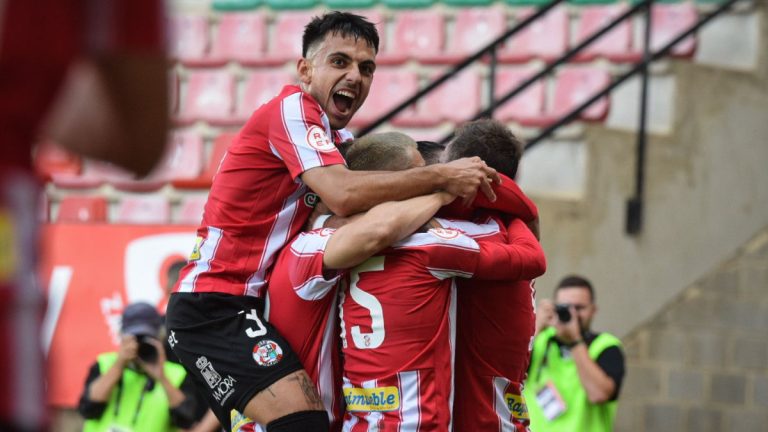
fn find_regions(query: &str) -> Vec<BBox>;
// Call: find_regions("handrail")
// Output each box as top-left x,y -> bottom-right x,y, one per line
356,0 -> 566,137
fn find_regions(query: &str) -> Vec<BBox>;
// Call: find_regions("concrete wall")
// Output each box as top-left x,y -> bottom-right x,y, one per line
531,3 -> 768,339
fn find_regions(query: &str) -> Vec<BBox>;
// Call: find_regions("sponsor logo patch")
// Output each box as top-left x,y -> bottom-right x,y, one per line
343,386 -> 400,412
428,227 -> 460,240
304,192 -> 318,208
505,393 -> 530,420
189,236 -> 203,261
196,356 -> 237,406
306,125 -> 336,152
253,339 -> 284,367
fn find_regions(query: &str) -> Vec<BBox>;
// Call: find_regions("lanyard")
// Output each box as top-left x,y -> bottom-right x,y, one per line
112,375 -> 154,426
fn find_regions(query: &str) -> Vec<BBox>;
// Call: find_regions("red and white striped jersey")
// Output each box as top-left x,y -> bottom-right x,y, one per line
264,228 -> 345,430
448,218 -> 543,432
339,223 -> 541,432
176,85 -> 352,297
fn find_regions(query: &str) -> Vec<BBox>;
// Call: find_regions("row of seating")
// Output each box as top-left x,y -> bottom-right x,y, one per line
171,4 -> 698,66
51,194 -> 207,225
173,66 -> 612,128
211,0 -> 722,11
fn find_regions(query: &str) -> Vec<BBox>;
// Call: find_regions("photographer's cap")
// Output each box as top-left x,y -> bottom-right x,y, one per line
121,302 -> 162,336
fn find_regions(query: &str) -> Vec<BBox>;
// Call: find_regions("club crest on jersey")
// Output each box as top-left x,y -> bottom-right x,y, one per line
306,125 -> 335,152
428,227 -> 460,240
505,393 -> 530,420
189,236 -> 203,261
253,339 -> 284,367
304,192 -> 318,208
343,386 -> 400,412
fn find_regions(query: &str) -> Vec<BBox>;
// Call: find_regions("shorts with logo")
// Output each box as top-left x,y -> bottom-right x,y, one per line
166,292 -> 303,424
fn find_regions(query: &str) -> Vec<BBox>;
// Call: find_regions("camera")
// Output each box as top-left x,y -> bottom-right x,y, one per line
555,304 -> 572,323
136,335 -> 159,364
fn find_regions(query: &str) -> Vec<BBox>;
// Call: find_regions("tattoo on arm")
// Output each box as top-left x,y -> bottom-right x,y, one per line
293,373 -> 323,408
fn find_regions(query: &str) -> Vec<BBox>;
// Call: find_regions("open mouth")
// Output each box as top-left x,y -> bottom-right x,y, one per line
332,89 -> 355,115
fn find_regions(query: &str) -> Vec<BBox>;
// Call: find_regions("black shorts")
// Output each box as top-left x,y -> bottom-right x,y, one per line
166,292 -> 303,424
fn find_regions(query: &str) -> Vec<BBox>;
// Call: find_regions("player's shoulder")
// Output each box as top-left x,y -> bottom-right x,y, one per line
394,227 -> 478,250
433,217 -> 500,239
289,228 -> 336,255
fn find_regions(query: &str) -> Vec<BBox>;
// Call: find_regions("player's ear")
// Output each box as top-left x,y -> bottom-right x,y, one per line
298,58 -> 312,86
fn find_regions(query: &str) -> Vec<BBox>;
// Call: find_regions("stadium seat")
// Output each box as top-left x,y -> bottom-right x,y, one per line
427,7 -> 507,64
504,0 -> 556,6
380,11 -> 445,64
173,133 -> 235,189
408,68 -> 482,126
33,140 -> 82,181
499,6 -> 568,63
176,69 -> 236,125
322,0 -> 377,8
169,15 -> 211,66
444,0 -> 494,5
51,160 -> 130,189
212,0 -> 261,10
238,70 -> 294,121
114,195 -> 171,224
176,194 -> 209,225
265,0 -> 318,9
350,69 -> 418,128
268,12 -> 315,63
57,196 -> 108,223
550,67 -> 611,122
210,13 -> 274,66
381,0 -> 435,8
493,67 -> 546,126
573,5 -> 633,62
569,0 -> 620,5
650,3 -> 698,57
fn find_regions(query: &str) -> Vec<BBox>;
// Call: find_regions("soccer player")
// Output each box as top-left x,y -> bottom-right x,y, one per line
444,119 -> 541,432
167,12 -> 499,432
337,136 -> 547,431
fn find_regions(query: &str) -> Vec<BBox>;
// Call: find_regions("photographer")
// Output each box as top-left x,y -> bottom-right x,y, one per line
523,275 -> 625,432
78,302 -> 197,431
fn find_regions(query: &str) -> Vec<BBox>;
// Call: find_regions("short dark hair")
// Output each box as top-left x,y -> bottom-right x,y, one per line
416,141 -> 444,165
303,11 -> 380,58
442,119 -> 524,179
556,275 -> 595,302
345,132 -> 416,171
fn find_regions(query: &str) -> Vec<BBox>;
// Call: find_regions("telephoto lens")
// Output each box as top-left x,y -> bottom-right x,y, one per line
555,304 -> 572,323
137,335 -> 159,363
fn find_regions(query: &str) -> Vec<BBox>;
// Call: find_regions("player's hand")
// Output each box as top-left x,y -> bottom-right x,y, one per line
440,157 -> 500,205
136,337 -> 166,380
117,335 -> 139,367
305,200 -> 331,231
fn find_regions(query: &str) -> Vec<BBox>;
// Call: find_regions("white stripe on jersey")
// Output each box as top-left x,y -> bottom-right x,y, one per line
319,294 -> 340,424
435,217 -> 500,239
268,142 -> 283,160
398,371 -> 422,432
294,275 -> 341,301
280,93 -> 322,171
448,283 -> 457,432
362,379 -> 384,431
178,227 -> 224,293
394,231 -> 480,252
493,377 -> 516,432
427,267 -> 473,280
246,185 -> 308,297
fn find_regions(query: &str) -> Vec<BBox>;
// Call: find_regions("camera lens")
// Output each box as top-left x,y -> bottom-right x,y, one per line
555,304 -> 571,323
137,336 -> 159,363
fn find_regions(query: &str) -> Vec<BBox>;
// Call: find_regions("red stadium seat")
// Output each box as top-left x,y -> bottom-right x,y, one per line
550,67 -> 611,122
57,196 -> 108,223
177,70 -> 236,125
169,15 -> 211,65
407,68 -> 481,126
493,67 -> 545,126
177,194 -> 209,225
114,195 -> 171,224
500,6 -> 568,63
169,71 -> 180,115
573,5 -> 633,62
210,13 -> 275,66
238,70 -> 294,121
269,12 -> 315,64
350,69 -> 418,128
33,140 -> 82,181
173,133 -> 235,189
379,11 -> 445,64
433,7 -> 506,64
650,3 -> 697,58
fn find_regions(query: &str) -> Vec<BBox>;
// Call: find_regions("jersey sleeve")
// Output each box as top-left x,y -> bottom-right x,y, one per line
285,229 -> 343,301
269,92 -> 347,180
439,174 -> 538,222
473,219 -> 546,281
414,229 -> 481,280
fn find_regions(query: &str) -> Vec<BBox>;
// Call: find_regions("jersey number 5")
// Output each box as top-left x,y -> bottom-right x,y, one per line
348,257 -> 385,349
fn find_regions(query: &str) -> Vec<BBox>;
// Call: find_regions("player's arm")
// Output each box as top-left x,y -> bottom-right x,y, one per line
323,191 -> 456,269
472,218 -> 546,280
302,159 -> 497,217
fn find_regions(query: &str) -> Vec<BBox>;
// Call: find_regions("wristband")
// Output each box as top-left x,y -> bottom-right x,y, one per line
312,214 -> 332,230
